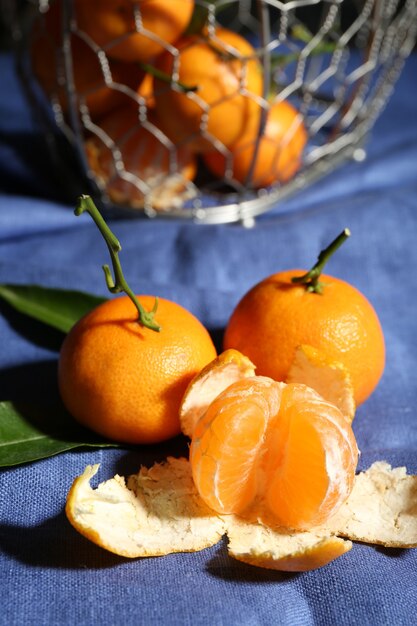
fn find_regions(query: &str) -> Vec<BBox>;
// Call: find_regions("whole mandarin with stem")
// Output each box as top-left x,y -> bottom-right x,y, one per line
153,27 -> 263,152
59,295 -> 217,444
223,230 -> 385,406
58,196 -> 216,444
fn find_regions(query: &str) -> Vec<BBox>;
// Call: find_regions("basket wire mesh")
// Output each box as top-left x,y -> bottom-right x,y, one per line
5,0 -> 417,224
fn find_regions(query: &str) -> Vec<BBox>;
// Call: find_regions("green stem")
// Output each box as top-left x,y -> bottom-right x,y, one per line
185,0 -> 228,36
139,63 -> 197,93
291,229 -> 351,294
75,195 -> 161,332
184,3 -> 210,36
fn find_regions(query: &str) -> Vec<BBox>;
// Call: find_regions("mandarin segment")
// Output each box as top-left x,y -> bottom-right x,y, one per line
191,379 -> 274,514
190,377 -> 358,530
262,384 -> 357,529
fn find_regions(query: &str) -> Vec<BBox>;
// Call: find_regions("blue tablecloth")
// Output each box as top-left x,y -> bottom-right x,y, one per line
0,47 -> 416,626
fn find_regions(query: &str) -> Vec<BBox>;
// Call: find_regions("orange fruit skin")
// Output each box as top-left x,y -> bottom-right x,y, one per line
153,28 -> 263,152
58,295 -> 217,444
203,100 -> 307,187
232,537 -> 352,572
30,3 -> 143,121
75,0 -> 195,63
223,271 -> 385,406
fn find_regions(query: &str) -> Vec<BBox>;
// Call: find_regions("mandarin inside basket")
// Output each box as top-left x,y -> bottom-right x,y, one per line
6,0 -> 417,224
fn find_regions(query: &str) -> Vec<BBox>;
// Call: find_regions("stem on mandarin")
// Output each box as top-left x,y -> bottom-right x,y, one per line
75,195 -> 161,332
291,229 -> 351,294
139,63 -> 197,93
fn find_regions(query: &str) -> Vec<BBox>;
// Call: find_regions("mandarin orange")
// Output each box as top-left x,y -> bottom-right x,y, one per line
153,27 -> 263,152
203,99 -> 307,187
85,103 -> 197,210
31,2 -> 143,120
223,269 -> 385,406
58,295 -> 217,444
190,377 -> 358,530
75,0 -> 195,63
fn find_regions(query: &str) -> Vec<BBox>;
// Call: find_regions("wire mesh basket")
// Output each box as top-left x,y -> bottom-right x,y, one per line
6,0 -> 417,224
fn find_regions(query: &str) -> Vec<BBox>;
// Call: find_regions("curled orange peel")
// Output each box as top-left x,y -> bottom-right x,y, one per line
66,458 -> 417,571
179,349 -> 256,437
286,344 -> 356,422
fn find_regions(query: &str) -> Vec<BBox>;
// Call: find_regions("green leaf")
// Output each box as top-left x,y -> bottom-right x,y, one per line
0,284 -> 107,333
0,401 -> 120,467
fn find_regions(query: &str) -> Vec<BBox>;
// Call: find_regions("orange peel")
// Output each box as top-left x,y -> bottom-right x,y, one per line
179,349 -> 256,437
226,518 -> 352,572
326,461 -> 417,548
66,457 -> 226,558
286,344 -> 356,422
66,459 -> 417,570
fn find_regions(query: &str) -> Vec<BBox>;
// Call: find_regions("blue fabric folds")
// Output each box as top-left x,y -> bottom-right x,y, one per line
0,48 -> 416,626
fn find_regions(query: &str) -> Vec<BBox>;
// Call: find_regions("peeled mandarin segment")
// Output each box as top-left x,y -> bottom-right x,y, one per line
286,344 -> 356,422
225,516 -> 352,572
190,382 -> 274,514
190,376 -> 358,530
190,390 -> 266,513
179,349 -> 257,437
65,458 -> 226,558
263,383 -> 358,530
265,408 -> 355,529
264,407 -> 329,529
